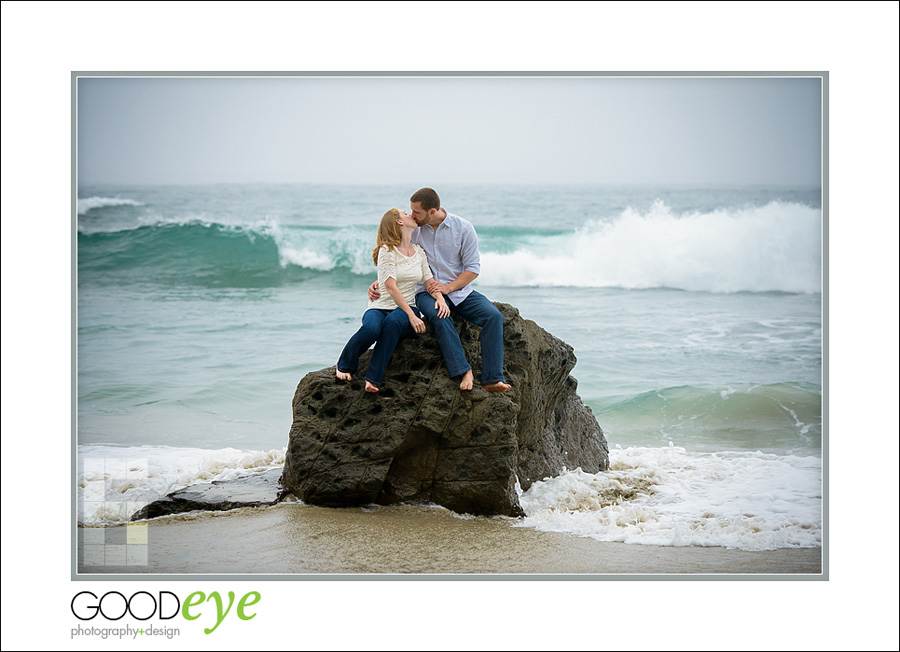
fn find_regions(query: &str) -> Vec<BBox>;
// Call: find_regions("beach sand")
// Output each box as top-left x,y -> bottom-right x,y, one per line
78,503 -> 822,576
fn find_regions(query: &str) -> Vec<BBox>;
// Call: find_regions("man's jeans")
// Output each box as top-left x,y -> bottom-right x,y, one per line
415,290 -> 505,384
337,307 -> 421,386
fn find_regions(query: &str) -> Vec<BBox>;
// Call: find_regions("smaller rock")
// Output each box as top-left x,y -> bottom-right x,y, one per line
130,469 -> 284,520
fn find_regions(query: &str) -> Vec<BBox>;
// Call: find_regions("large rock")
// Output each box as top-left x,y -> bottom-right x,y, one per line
281,303 -> 608,516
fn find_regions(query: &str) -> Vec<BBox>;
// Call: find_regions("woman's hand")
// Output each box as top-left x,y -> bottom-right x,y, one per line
434,295 -> 450,319
409,313 -> 426,334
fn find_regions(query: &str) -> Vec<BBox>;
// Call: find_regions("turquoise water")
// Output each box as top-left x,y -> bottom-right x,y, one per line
77,183 -> 822,455
76,183 -> 824,547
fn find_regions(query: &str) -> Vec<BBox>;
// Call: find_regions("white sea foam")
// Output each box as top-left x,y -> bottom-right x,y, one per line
77,444 -> 822,549
516,446 -> 822,551
277,226 -> 375,274
77,210 -> 378,274
77,196 -> 144,214
279,246 -> 336,270
134,213 -> 282,235
776,402 -> 813,437
77,445 -> 285,525
77,211 -> 284,239
78,199 -> 821,293
480,200 -> 822,293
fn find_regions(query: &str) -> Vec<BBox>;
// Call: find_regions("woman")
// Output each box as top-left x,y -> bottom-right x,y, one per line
336,208 -> 450,392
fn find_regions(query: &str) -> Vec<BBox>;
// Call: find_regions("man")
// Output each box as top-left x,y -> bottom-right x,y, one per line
368,187 -> 510,392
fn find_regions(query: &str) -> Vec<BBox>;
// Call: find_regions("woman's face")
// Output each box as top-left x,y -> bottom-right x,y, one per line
397,209 -> 417,229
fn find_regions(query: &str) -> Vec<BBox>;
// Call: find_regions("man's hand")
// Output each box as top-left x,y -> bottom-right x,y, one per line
432,272 -> 477,297
368,281 -> 380,302
434,295 -> 451,319
429,280 -> 449,295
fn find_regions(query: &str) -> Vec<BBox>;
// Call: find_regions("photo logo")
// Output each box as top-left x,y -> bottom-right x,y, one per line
71,590 -> 260,636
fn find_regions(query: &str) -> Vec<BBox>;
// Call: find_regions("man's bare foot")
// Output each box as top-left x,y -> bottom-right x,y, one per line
336,370 -> 352,381
459,370 -> 474,391
365,380 -> 379,393
482,381 -> 511,393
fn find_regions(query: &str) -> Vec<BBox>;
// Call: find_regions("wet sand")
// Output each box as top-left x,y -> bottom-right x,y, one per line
78,503 -> 822,576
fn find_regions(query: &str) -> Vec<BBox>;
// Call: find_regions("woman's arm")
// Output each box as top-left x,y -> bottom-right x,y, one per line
419,247 -> 450,318
429,284 -> 450,319
384,277 -> 426,334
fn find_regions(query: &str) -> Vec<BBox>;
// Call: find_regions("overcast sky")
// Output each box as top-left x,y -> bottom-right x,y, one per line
77,75 -> 822,186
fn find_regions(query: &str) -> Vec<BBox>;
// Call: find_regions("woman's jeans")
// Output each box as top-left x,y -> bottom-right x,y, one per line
337,307 -> 421,387
415,290 -> 505,384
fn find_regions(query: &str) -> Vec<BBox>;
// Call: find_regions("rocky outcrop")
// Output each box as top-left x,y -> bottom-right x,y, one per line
131,469 -> 283,520
281,302 -> 609,516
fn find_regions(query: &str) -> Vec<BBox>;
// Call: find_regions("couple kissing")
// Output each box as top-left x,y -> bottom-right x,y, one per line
336,187 -> 511,394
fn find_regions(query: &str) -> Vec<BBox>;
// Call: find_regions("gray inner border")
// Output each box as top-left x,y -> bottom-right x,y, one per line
71,70 -> 828,582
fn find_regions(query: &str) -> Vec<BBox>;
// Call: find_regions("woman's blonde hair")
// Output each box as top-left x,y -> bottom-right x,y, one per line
372,207 -> 403,266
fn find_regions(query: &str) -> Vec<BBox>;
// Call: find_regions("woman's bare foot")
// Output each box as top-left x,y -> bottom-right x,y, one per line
459,370 -> 474,391
336,370 -> 352,381
365,380 -> 379,393
482,381 -> 511,393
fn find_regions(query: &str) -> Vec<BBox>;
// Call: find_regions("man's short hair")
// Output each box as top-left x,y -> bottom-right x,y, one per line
410,187 -> 441,212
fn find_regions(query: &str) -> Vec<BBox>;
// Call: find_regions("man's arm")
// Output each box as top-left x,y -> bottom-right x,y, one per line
433,270 -> 478,295
443,221 -> 481,293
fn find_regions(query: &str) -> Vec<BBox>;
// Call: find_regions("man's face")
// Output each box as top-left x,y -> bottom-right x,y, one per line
410,201 -> 431,227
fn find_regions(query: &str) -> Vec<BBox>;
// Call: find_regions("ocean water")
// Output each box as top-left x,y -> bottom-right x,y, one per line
76,183 -> 823,551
